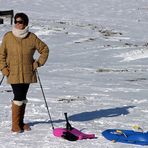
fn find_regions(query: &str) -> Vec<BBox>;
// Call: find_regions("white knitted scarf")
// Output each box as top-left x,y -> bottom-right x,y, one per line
12,26 -> 29,38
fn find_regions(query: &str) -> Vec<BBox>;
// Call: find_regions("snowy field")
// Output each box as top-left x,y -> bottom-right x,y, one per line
1,0 -> 148,147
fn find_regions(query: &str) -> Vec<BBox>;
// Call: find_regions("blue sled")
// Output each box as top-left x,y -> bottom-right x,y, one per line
102,129 -> 148,146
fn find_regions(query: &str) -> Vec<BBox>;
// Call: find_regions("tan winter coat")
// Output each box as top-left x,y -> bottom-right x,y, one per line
0,31 -> 49,84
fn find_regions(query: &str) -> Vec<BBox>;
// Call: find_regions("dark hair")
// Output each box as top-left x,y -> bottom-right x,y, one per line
14,13 -> 29,26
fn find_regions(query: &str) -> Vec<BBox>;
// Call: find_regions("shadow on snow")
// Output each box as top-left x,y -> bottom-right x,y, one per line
68,106 -> 135,122
29,106 -> 135,126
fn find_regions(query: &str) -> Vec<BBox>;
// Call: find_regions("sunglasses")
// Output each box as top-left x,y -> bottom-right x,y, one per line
14,20 -> 24,24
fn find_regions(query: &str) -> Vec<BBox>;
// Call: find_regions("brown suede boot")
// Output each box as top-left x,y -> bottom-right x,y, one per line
20,103 -> 31,131
11,101 -> 23,133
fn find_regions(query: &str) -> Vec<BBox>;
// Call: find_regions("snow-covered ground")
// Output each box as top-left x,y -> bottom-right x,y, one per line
1,0 -> 148,147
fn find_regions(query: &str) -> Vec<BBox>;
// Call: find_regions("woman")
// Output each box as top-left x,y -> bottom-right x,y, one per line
0,13 -> 49,133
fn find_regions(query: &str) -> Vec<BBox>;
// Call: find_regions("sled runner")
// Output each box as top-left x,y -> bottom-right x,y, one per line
102,129 -> 148,145
53,113 -> 95,141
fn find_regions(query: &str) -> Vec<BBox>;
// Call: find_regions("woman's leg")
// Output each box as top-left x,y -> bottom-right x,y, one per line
11,83 -> 30,101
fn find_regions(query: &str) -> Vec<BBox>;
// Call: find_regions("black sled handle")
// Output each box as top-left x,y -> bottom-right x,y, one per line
63,113 -> 78,141
64,112 -> 73,130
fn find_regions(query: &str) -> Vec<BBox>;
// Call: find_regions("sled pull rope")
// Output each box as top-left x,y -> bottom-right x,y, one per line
36,70 -> 54,130
115,130 -> 127,138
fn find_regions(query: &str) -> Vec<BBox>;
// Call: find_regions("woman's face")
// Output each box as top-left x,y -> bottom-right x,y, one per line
14,17 -> 26,30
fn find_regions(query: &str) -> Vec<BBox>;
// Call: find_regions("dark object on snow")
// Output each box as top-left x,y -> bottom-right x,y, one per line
62,130 -> 79,141
0,10 -> 14,25
0,18 -> 3,24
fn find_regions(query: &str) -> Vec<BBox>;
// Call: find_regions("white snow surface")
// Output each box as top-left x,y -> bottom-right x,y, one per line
1,0 -> 148,148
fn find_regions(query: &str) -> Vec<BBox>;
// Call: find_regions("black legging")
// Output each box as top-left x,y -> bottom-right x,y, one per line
11,84 -> 30,101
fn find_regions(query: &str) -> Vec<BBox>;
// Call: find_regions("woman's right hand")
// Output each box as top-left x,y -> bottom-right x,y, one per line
1,67 -> 9,76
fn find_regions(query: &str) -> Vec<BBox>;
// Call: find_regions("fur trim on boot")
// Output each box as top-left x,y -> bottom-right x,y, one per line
13,100 -> 24,106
